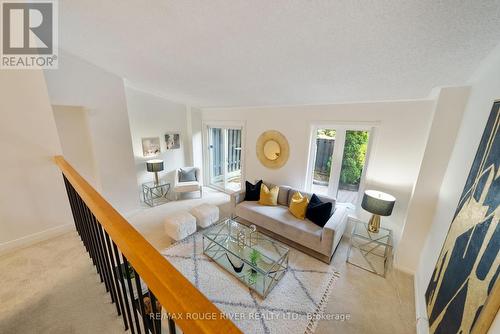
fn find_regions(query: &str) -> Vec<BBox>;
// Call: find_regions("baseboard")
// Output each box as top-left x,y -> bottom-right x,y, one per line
393,263 -> 416,276
414,270 -> 430,334
392,247 -> 424,334
392,250 -> 416,275
0,223 -> 74,256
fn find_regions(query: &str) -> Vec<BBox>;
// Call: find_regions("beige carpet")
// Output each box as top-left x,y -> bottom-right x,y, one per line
127,187 -> 233,250
0,232 -> 124,334
0,188 -> 416,333
162,232 -> 340,334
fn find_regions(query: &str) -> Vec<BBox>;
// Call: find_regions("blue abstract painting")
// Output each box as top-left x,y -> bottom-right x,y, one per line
425,101 -> 499,333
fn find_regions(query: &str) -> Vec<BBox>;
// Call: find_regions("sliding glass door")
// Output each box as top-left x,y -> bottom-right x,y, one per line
207,126 -> 243,192
208,127 -> 224,189
308,126 -> 370,205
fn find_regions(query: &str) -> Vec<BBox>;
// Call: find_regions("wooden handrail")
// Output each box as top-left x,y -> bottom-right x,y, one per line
54,156 -> 241,334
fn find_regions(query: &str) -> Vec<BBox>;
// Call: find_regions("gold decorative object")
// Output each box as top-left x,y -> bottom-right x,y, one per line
361,190 -> 396,234
256,130 -> 289,169
263,140 -> 281,160
425,101 -> 500,334
367,214 -> 381,233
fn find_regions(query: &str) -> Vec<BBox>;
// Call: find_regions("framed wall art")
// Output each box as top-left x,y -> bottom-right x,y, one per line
142,137 -> 161,157
425,101 -> 499,334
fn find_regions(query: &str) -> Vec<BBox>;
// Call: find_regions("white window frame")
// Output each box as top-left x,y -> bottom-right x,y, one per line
202,120 -> 246,194
305,122 -> 376,205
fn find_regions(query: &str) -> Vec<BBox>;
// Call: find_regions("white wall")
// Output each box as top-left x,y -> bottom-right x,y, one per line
397,86 -> 470,273
125,86 -> 189,194
0,70 -> 73,253
190,107 -> 204,173
414,45 -> 500,334
44,51 -> 139,214
202,100 -> 436,248
52,105 -> 98,187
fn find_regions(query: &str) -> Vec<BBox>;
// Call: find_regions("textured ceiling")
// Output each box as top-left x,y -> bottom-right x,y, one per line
59,1 -> 500,107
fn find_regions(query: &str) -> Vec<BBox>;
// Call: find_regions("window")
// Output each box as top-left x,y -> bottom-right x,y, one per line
306,125 -> 371,205
205,124 -> 244,192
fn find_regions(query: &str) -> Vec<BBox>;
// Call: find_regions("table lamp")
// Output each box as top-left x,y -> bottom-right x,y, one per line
146,159 -> 164,185
361,190 -> 396,233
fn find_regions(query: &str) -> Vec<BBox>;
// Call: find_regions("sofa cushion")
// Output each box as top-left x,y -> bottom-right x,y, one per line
258,184 -> 279,206
244,180 -> 262,201
287,189 -> 336,212
179,168 -> 197,182
235,201 -> 323,252
262,181 -> 276,189
174,181 -> 200,192
277,185 -> 291,206
314,193 -> 336,209
306,194 -> 333,227
288,191 -> 309,219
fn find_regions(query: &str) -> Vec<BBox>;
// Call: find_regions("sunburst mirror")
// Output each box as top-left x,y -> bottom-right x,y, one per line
256,130 -> 289,169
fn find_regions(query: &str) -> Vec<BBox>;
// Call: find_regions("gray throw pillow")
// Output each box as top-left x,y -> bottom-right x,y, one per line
179,168 -> 196,182
277,185 -> 291,206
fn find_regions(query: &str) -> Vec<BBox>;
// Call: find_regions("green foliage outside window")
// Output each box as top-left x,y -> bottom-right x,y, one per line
317,129 -> 336,139
314,129 -> 368,186
340,131 -> 368,185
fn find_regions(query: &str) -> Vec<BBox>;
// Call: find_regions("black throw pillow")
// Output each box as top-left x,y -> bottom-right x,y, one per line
244,180 -> 262,201
306,194 -> 333,227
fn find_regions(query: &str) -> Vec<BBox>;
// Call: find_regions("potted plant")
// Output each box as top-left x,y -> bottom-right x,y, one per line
248,249 -> 261,285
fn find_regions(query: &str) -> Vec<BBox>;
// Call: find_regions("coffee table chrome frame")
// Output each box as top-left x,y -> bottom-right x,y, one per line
202,217 -> 289,298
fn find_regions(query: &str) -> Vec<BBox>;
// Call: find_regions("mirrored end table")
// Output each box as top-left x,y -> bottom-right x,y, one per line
346,220 -> 393,277
142,180 -> 171,207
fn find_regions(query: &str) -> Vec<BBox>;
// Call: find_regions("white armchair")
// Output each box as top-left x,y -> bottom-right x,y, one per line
173,167 -> 202,200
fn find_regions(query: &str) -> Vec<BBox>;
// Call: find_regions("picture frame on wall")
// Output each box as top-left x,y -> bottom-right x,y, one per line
165,132 -> 181,150
424,101 -> 499,334
142,137 -> 161,157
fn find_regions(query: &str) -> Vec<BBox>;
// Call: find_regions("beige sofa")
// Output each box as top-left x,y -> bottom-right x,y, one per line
231,183 -> 352,263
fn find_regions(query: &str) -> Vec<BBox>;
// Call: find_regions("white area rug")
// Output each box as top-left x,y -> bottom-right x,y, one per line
161,233 -> 340,334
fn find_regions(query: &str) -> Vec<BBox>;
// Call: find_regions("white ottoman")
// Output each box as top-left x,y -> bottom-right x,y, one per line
190,204 -> 220,228
164,212 -> 197,241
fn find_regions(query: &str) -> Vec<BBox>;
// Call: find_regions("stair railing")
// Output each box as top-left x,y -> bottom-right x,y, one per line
54,156 -> 241,334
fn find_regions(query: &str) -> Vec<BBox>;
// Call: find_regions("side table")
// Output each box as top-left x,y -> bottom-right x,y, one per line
346,219 -> 393,277
142,180 -> 171,207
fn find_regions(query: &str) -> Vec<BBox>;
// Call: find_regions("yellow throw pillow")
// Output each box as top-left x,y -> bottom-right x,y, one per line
258,184 -> 279,206
289,191 -> 309,219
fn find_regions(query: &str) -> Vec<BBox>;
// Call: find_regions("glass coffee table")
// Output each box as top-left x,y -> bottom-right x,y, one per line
202,217 -> 289,298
